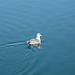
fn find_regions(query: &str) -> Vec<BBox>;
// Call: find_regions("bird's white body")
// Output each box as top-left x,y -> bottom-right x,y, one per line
26,33 -> 42,44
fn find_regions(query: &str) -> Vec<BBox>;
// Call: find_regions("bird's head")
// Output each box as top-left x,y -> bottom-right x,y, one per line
37,33 -> 42,37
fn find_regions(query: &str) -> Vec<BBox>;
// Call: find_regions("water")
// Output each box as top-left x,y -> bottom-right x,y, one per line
0,0 -> 75,75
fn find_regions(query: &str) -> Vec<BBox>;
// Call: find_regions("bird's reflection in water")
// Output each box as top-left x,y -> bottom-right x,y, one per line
27,44 -> 43,49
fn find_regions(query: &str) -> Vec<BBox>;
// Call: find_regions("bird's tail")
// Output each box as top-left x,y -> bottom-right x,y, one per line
26,40 -> 30,43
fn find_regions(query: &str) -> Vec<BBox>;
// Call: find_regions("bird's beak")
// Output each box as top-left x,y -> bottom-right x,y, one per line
40,34 -> 42,36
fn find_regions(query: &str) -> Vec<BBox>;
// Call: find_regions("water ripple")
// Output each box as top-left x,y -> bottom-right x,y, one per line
0,41 -> 26,48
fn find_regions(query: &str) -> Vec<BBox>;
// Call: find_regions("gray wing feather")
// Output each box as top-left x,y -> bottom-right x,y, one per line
30,39 -> 39,42
26,39 -> 39,44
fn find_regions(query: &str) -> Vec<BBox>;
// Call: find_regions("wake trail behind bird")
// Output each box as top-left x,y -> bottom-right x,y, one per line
0,41 -> 27,48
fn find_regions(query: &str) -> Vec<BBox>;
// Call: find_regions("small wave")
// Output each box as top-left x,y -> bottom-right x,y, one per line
0,41 -> 26,48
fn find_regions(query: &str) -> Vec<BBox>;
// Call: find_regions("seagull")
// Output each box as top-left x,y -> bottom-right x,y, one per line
26,33 -> 42,44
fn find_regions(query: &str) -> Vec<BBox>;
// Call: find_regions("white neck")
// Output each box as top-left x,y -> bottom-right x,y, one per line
36,35 -> 41,42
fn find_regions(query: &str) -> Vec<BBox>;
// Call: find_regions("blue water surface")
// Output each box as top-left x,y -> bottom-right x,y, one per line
0,0 -> 75,75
